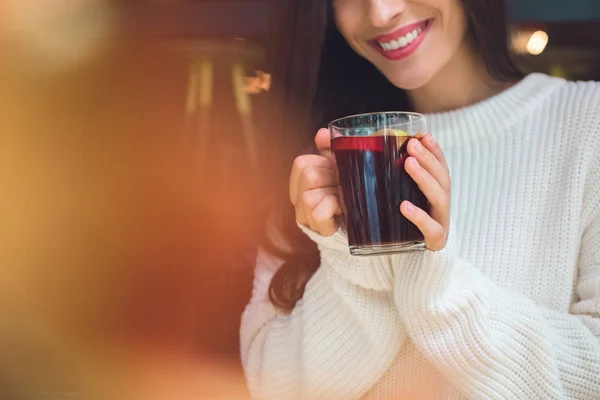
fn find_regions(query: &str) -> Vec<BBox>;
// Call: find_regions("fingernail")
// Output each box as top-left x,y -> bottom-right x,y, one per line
413,139 -> 424,153
428,135 -> 437,147
404,202 -> 415,215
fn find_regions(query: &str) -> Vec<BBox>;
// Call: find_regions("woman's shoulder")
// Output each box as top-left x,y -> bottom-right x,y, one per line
553,79 -> 600,167
540,77 -> 600,137
552,78 -> 600,115
520,76 -> 600,168
564,77 -> 600,96
565,79 -> 600,139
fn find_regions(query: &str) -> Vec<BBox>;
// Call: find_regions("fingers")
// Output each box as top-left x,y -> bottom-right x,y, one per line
294,172 -> 340,235
403,134 -> 451,251
311,194 -> 341,236
400,201 -> 447,251
407,136 -> 450,192
289,155 -> 336,204
315,128 -> 333,159
422,133 -> 448,171
290,146 -> 341,236
295,166 -> 338,205
301,187 -> 340,209
404,157 -> 449,218
295,189 -> 342,236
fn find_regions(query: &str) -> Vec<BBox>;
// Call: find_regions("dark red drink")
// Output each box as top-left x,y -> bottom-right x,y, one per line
332,134 -> 429,253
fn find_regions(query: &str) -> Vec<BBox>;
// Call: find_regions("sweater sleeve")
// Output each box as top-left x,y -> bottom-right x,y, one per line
391,178 -> 600,399
240,227 -> 405,400
390,84 -> 600,399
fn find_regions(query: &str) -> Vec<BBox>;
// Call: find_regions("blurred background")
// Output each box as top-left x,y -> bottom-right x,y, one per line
0,0 -> 598,399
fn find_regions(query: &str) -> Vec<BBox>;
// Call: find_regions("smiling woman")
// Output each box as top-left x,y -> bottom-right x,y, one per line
241,0 -> 600,399
262,0 -> 522,317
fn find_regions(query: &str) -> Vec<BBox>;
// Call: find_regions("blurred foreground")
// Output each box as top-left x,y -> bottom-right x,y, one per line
0,1 -> 254,398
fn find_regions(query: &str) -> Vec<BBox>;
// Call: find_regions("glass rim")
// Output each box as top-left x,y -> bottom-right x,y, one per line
328,111 -> 425,129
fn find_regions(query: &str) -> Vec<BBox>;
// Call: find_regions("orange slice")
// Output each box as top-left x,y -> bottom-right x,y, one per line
373,128 -> 410,137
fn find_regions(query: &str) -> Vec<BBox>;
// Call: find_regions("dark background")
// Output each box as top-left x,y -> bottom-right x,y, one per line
133,1 -> 600,80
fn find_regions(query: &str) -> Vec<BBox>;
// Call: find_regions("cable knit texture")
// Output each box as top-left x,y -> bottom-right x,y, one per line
241,74 -> 600,399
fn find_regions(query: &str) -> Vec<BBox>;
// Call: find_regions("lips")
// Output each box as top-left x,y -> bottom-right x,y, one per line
369,19 -> 433,61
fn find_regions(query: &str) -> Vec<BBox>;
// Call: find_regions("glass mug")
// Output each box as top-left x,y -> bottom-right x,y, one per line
329,112 -> 430,256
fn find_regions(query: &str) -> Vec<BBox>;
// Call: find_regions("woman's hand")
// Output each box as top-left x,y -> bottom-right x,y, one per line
290,128 -> 341,236
401,133 -> 451,251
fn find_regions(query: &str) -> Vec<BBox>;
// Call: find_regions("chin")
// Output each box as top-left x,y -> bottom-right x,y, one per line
382,65 -> 435,91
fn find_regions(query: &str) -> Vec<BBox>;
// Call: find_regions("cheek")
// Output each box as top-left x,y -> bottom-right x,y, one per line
424,0 -> 469,69
433,18 -> 465,57
334,4 -> 365,49
442,0 -> 469,42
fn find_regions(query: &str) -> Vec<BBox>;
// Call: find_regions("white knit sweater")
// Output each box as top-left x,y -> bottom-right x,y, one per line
241,73 -> 600,400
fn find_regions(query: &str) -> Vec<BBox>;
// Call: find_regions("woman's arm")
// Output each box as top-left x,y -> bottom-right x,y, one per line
241,233 -> 405,400
392,176 -> 600,399
393,244 -> 599,399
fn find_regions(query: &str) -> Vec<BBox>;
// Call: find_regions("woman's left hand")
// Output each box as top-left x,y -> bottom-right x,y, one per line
401,133 -> 451,251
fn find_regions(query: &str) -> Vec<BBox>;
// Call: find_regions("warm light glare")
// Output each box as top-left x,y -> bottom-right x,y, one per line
2,0 -> 118,72
526,31 -> 549,55
244,71 -> 272,94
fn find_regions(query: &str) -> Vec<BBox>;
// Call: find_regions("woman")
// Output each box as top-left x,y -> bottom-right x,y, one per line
241,0 -> 600,399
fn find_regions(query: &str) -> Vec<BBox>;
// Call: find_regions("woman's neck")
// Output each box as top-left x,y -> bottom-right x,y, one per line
408,39 -> 516,114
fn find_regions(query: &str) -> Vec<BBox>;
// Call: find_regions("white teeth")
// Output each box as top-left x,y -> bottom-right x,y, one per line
377,22 -> 429,52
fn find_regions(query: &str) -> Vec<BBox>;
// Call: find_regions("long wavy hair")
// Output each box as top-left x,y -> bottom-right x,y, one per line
263,0 -> 522,311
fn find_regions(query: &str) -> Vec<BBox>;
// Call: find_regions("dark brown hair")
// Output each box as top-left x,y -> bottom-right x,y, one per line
263,0 -> 522,311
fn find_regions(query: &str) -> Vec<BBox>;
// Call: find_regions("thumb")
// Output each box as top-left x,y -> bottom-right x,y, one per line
315,128 -> 333,159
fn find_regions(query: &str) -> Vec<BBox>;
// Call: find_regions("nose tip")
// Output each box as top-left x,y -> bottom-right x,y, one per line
368,0 -> 407,29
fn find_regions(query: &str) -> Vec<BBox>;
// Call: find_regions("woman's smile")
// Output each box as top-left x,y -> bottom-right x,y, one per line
369,18 -> 434,61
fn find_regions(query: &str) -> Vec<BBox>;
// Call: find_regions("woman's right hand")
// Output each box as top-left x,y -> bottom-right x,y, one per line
289,128 -> 342,236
